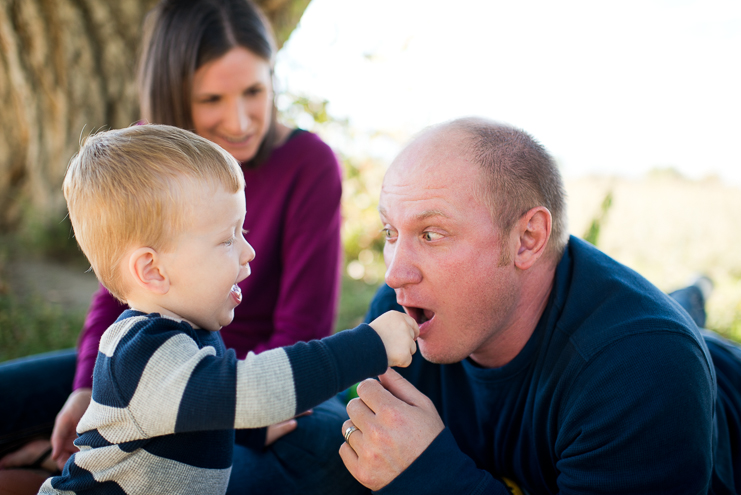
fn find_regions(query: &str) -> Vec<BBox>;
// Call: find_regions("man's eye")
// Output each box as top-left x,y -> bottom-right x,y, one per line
381,228 -> 396,240
422,231 -> 442,241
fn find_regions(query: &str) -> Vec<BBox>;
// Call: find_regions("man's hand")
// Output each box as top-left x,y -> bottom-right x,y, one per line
339,368 -> 444,491
51,388 -> 91,470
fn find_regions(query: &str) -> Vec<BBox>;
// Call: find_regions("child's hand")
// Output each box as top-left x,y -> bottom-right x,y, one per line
369,310 -> 419,368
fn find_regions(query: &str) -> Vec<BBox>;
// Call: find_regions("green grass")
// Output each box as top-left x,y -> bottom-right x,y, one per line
334,274 -> 382,333
0,291 -> 86,362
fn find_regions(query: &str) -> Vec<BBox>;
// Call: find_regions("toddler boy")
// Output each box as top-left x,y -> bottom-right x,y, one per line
40,125 -> 418,494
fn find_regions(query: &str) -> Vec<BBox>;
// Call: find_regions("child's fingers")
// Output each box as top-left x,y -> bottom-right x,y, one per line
404,314 -> 420,339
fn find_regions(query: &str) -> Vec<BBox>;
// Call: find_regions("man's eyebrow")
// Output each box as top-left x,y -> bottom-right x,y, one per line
414,209 -> 449,220
377,206 -> 449,221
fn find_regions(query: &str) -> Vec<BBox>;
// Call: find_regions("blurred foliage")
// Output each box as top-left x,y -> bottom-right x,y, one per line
582,190 -> 613,247
12,205 -> 86,263
0,239 -> 86,362
0,291 -> 84,362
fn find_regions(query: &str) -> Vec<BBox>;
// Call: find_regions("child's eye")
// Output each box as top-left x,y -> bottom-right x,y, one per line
224,238 -> 234,247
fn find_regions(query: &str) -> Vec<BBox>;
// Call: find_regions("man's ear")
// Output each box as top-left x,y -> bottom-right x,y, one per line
128,247 -> 169,295
514,206 -> 551,270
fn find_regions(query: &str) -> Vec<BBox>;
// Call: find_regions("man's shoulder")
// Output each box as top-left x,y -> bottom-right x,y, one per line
555,237 -> 706,361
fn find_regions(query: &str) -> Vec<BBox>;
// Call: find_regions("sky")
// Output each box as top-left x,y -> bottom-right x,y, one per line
275,0 -> 741,184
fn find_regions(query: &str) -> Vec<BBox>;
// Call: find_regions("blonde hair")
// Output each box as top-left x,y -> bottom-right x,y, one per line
64,124 -> 245,301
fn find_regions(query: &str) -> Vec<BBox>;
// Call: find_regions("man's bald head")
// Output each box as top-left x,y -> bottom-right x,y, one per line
394,117 -> 568,262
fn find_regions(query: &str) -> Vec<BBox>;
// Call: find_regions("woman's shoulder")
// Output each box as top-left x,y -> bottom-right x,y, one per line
269,127 -> 339,173
278,126 -> 334,155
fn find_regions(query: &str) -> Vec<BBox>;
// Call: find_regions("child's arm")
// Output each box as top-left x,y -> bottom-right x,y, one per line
232,313 -> 417,429
80,312 -> 416,438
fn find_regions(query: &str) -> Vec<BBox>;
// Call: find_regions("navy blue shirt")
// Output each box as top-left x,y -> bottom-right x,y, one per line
366,236 -> 738,494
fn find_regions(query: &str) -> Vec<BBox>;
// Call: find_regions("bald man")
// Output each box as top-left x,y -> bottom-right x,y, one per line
340,118 -> 741,494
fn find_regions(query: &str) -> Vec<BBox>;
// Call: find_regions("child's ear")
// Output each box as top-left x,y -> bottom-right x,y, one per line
128,247 -> 169,295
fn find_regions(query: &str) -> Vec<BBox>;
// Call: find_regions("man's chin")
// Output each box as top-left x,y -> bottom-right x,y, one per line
417,339 -> 467,365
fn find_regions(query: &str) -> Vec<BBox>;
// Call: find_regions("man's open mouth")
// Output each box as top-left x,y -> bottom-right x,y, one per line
405,307 -> 435,325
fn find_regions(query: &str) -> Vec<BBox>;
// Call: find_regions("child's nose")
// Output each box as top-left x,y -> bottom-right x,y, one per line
241,240 -> 256,265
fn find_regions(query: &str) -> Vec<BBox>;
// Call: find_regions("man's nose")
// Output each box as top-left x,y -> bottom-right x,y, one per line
384,239 -> 422,288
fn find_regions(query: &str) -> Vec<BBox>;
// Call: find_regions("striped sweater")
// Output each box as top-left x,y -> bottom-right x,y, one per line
40,310 -> 387,494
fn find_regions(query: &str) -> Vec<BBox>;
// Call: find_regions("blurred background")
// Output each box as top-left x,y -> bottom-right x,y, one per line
1,0 -> 740,361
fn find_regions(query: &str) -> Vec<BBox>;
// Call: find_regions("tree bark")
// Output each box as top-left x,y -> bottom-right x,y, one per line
0,0 -> 310,231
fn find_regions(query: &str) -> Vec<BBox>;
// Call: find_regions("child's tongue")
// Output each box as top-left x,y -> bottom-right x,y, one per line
231,284 -> 242,304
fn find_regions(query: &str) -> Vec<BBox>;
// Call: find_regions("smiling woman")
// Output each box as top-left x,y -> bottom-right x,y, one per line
191,47 -> 274,163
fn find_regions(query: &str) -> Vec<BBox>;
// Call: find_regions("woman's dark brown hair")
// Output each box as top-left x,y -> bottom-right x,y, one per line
138,0 -> 278,167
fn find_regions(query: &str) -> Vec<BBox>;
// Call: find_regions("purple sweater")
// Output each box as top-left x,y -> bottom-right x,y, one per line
73,130 -> 342,390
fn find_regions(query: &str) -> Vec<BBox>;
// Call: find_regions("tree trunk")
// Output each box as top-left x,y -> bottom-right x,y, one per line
0,0 -> 310,232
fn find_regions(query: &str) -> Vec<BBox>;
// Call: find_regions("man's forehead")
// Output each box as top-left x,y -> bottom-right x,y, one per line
393,128 -> 469,168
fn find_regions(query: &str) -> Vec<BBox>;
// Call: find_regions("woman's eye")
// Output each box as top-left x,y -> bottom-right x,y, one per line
245,87 -> 263,97
197,96 -> 220,104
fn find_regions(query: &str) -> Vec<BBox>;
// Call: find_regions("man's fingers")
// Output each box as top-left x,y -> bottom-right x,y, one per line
355,369 -> 427,412
377,368 -> 428,408
339,440 -> 360,477
345,396 -> 377,430
354,376 -> 404,413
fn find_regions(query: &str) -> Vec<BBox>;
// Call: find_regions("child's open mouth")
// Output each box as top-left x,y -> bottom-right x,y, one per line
231,284 -> 242,304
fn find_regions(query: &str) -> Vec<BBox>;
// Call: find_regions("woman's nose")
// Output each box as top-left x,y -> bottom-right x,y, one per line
225,99 -> 250,135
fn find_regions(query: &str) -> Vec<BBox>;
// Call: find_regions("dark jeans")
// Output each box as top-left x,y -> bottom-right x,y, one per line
0,351 -> 367,494
0,349 -> 75,458
227,395 -> 368,494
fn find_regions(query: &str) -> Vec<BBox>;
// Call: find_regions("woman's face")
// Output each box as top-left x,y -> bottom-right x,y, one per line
191,46 -> 273,163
